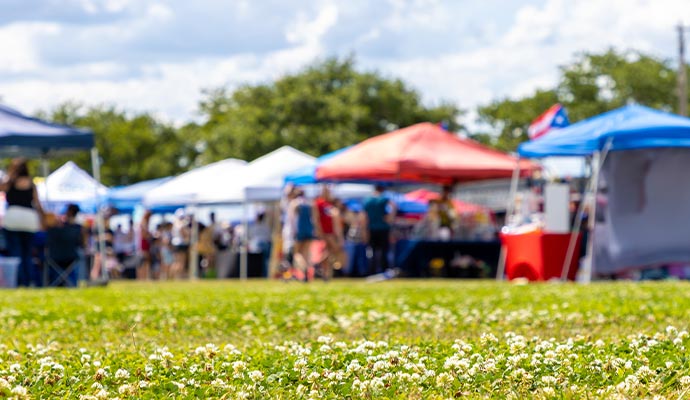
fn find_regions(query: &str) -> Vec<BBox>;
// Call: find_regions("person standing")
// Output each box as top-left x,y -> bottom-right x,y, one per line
1,158 -> 44,287
312,185 -> 344,280
137,210 -> 152,280
363,185 -> 395,275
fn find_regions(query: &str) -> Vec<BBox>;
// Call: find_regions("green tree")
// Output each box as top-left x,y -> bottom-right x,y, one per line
44,103 -> 194,186
194,56 -> 463,163
478,49 -> 682,151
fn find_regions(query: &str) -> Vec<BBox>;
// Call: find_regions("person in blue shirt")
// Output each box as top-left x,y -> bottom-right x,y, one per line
363,185 -> 396,275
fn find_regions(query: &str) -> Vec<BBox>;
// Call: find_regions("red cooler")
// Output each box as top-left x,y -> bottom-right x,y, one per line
500,231 -> 582,281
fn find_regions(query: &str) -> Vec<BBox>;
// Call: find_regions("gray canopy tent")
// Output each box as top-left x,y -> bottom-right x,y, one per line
0,104 -> 107,282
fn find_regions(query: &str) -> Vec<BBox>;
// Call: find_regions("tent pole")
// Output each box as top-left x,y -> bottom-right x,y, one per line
240,200 -> 249,280
496,157 -> 521,281
579,139 -> 612,283
91,147 -> 108,282
188,206 -> 199,280
560,157 -> 593,281
41,157 -> 50,206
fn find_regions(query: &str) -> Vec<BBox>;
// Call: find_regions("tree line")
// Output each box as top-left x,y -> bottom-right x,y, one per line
35,49 -> 688,186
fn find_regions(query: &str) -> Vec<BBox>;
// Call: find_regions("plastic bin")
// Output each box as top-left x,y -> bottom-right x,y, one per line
0,257 -> 20,288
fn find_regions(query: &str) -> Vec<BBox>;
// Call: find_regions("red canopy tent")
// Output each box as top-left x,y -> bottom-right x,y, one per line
316,122 -> 534,184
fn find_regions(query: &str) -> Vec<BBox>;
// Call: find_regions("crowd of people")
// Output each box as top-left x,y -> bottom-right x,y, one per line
0,157 -> 498,287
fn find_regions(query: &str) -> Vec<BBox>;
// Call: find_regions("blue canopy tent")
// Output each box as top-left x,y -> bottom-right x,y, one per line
107,177 -> 174,214
513,104 -> 690,281
0,104 -> 94,156
0,104 -> 107,282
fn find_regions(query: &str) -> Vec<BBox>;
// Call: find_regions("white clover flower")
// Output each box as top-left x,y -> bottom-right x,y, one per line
0,378 -> 10,391
317,335 -> 333,344
541,375 -> 557,385
319,345 -> 332,353
95,389 -> 108,399
636,365 -> 655,380
93,360 -> 101,367
94,368 -> 107,380
114,368 -> 130,380
11,385 -> 27,397
666,326 -> 678,336
679,375 -> 690,387
369,376 -> 385,391
9,363 -> 21,373
436,372 -> 453,387
307,371 -> 320,383
232,361 -> 247,374
346,359 -> 361,374
91,382 -> 103,390
296,384 -> 307,396
249,370 -> 264,382
138,380 -> 149,389
293,358 -> 307,371
541,387 -> 556,396
81,354 -> 91,363
171,381 -> 185,390
373,360 -> 387,371
118,384 -> 133,395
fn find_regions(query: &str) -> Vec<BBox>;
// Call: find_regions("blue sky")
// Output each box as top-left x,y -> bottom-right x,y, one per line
1,0 -> 689,127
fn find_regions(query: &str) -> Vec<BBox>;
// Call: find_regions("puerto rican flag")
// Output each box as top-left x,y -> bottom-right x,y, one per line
528,103 -> 569,140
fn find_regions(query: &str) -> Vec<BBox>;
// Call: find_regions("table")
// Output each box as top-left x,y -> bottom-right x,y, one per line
500,231 -> 582,281
394,239 -> 501,278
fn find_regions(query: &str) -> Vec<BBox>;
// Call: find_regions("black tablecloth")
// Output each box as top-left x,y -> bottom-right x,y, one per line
394,239 -> 501,278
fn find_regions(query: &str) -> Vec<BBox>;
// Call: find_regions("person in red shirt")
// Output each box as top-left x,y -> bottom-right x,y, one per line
312,185 -> 345,280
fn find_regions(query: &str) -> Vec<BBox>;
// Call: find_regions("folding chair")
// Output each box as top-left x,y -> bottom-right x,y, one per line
44,224 -> 84,287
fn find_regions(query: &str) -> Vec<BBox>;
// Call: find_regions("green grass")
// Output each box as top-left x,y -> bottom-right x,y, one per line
2,280 -> 690,398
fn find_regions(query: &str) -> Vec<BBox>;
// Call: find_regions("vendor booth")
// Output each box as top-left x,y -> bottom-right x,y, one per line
513,104 -> 690,281
107,177 -> 172,214
316,122 -> 535,277
0,104 -> 104,286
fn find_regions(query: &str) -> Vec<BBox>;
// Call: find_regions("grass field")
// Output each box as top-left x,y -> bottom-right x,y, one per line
2,279 -> 690,399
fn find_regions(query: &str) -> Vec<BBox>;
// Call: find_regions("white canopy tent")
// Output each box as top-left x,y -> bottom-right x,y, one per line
142,158 -> 247,208
197,146 -> 316,204
37,161 -> 108,213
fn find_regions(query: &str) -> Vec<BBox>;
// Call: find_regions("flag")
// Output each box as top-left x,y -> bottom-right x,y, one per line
528,103 -> 569,140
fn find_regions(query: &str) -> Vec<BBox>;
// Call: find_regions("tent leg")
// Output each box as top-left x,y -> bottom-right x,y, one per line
496,158 -> 521,281
579,151 -> 604,283
560,157 -> 593,281
188,207 -> 199,280
41,157 -> 50,207
240,201 -> 249,281
91,147 -> 108,282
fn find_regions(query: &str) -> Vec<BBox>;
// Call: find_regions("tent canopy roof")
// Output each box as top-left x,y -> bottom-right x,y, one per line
107,177 -> 172,213
198,146 -> 316,204
518,104 -> 690,158
143,158 -> 247,207
0,104 -> 94,156
316,122 -> 533,184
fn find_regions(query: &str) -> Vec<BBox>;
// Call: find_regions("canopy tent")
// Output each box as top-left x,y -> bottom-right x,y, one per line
142,158 -> 247,208
0,104 -> 94,156
107,177 -> 172,214
514,104 -> 690,280
0,103 -> 106,282
37,161 -> 107,213
316,122 -> 534,184
197,146 -> 316,204
518,105 -> 690,157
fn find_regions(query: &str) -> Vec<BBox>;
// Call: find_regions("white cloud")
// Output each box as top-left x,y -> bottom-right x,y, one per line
1,0 -> 690,132
0,22 -> 60,72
